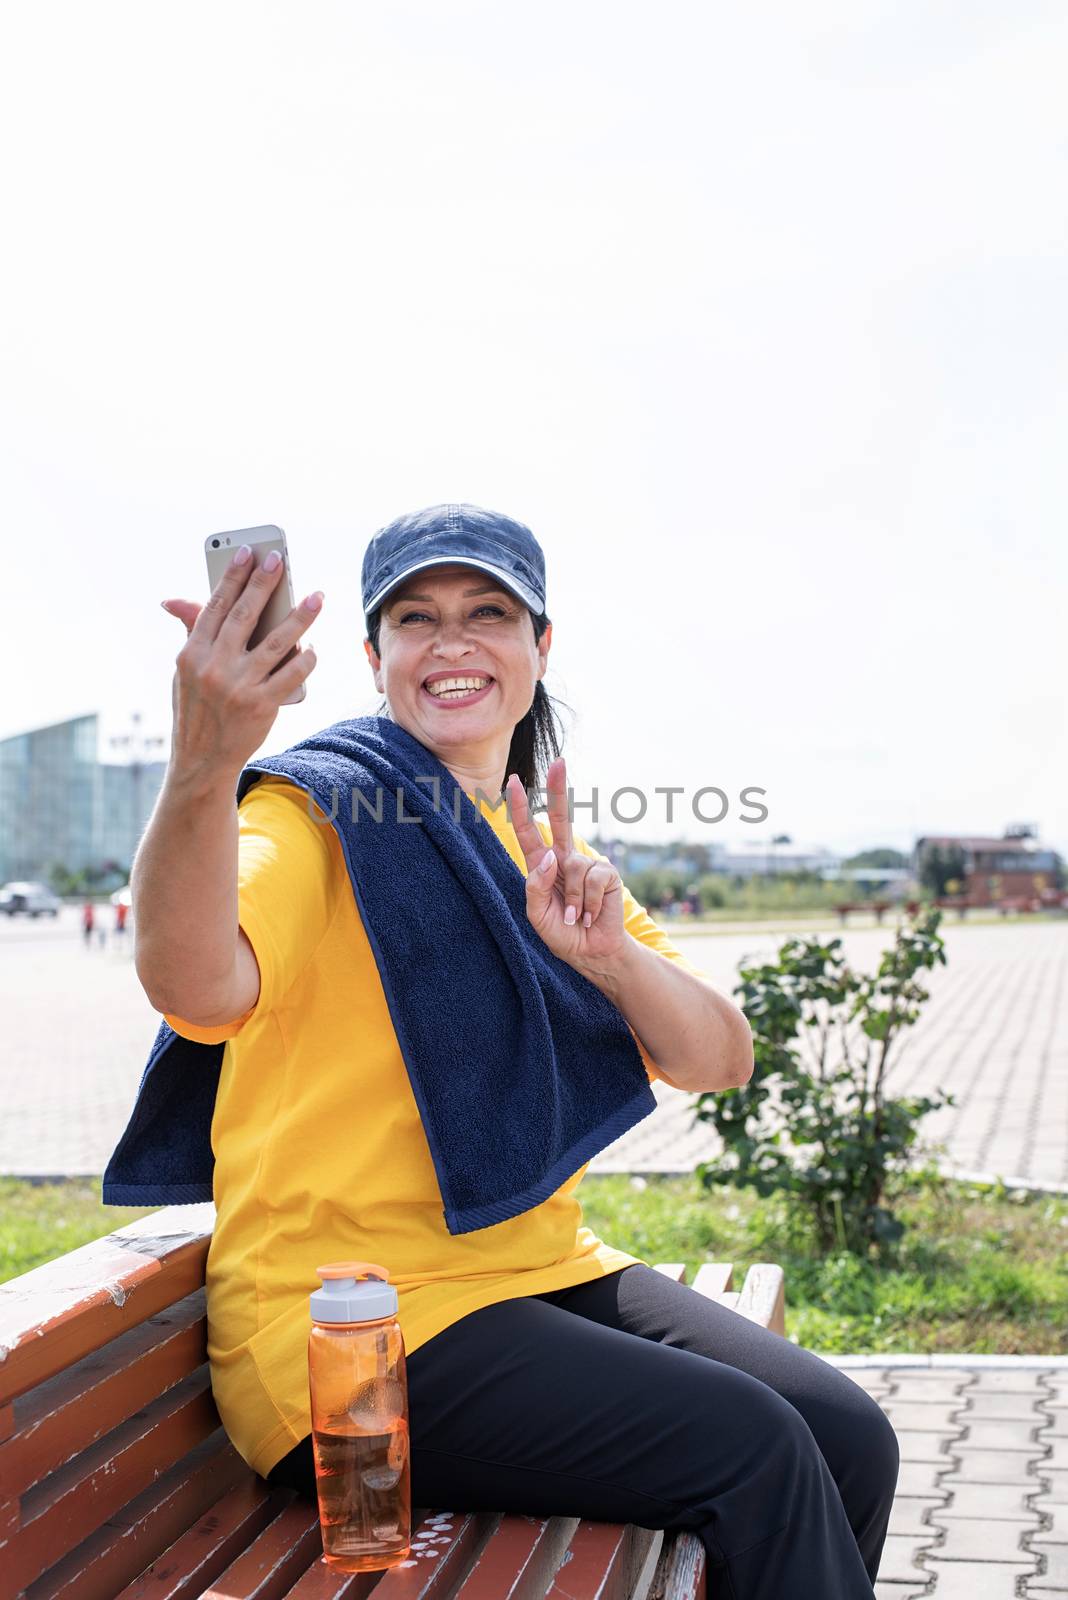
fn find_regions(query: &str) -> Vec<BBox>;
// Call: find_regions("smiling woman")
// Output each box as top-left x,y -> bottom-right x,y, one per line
120,501 -> 897,1597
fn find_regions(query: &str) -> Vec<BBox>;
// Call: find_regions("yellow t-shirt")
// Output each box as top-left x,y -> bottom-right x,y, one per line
164,774 -> 710,1480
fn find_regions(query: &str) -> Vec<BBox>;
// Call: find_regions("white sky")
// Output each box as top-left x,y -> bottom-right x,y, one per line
2,1 -> 1065,855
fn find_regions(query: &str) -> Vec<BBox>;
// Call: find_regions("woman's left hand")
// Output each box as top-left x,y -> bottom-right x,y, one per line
506,756 -> 629,971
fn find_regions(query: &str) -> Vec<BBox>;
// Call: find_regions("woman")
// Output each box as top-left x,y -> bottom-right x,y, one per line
138,503 -> 898,1599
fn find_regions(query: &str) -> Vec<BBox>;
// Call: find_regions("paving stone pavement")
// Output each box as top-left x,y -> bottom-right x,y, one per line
2,911 -> 1066,1189
592,918 -> 1068,1191
818,1361 -> 1068,1597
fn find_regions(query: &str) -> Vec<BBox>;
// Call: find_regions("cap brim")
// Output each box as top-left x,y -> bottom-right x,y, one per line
365,556 -> 543,618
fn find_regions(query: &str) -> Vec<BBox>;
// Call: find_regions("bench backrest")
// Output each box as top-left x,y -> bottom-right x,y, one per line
0,1203 -> 235,1598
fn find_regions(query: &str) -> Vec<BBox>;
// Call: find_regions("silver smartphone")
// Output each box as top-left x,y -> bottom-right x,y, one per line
204,524 -> 306,705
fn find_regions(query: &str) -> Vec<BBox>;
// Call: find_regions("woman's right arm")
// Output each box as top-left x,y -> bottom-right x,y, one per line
132,766 -> 259,1025
133,543 -> 323,1025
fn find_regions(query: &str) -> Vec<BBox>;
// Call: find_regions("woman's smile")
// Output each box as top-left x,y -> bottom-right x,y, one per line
421,672 -> 497,708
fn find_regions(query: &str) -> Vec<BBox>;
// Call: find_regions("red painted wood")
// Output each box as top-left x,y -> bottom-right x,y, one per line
280,1546 -> 384,1599
544,1521 -> 656,1600
0,1294 -> 206,1499
278,1507 -> 474,1600
454,1514 -> 578,1600
17,1430 -> 248,1600
365,1510 -> 499,1600
199,1498 -> 323,1597
0,1215 -> 213,1406
5,1371 -> 219,1588
110,1477 -> 282,1599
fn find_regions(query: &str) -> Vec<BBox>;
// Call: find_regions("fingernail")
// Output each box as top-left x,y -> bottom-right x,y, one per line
233,543 -> 252,566
564,905 -> 577,926
540,850 -> 555,871
304,591 -> 323,611
160,600 -> 173,612
264,550 -> 282,572
583,912 -> 592,928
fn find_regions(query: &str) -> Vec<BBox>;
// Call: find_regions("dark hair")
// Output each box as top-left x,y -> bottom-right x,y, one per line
365,606 -> 570,796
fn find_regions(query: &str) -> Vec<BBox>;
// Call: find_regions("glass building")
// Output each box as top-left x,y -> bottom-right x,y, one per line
0,714 -> 167,885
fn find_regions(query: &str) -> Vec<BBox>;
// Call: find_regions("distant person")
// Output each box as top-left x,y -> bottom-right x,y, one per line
115,900 -> 128,937
81,900 -> 95,948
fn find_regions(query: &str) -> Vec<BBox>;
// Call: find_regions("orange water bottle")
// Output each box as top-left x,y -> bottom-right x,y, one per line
308,1261 -> 411,1572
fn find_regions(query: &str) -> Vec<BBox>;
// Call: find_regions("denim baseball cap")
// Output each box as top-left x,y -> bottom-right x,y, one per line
362,503 -> 546,631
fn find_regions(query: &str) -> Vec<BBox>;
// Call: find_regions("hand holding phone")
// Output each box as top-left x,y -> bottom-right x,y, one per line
159,524 -> 323,783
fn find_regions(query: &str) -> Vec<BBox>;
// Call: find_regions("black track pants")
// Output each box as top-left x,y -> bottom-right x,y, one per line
266,1263 -> 899,1598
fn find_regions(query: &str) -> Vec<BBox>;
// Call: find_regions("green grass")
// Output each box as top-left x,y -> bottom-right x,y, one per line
575,1171 -> 1068,1354
0,1178 -> 157,1282
3,1172 -> 1065,1355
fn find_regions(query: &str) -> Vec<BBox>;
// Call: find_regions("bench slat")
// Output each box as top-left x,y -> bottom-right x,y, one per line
197,1497 -> 323,1598
20,1430 -> 247,1600
8,1372 -> 219,1593
107,1493 -> 446,1600
279,1540 -> 385,1599
110,1478 -> 283,1600
545,1522 -> 660,1600
735,1265 -> 786,1337
647,1532 -> 706,1600
362,1510 -> 499,1600
1,1294 -> 206,1500
452,1513 -> 579,1600
690,1265 -> 733,1300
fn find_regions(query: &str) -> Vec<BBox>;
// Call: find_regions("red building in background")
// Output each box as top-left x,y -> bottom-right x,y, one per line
913,823 -> 1064,909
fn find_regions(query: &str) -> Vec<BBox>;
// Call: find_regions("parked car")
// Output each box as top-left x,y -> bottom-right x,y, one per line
0,880 -> 61,917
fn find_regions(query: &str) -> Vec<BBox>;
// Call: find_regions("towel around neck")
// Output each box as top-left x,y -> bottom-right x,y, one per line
102,714 -> 657,1234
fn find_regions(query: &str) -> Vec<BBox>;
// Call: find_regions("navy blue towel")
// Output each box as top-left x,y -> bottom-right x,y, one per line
102,714 -> 656,1234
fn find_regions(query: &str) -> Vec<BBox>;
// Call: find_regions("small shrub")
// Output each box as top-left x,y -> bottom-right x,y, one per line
693,907 -> 954,1257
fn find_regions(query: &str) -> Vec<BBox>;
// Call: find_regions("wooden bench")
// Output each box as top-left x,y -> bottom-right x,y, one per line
833,900 -> 892,925
0,1205 -> 786,1600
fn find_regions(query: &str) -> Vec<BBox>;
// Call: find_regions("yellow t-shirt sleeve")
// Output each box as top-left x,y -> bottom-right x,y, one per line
163,775 -> 341,1045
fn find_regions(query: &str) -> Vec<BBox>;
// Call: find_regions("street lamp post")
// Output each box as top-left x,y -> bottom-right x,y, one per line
108,712 -> 165,874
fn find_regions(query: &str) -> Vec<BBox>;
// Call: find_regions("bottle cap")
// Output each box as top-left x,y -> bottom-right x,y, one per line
311,1260 -> 399,1323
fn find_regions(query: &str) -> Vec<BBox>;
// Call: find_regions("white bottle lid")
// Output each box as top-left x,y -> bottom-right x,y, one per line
311,1260 -> 399,1323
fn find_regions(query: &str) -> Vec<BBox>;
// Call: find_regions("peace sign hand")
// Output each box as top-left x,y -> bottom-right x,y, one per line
506,756 -> 629,971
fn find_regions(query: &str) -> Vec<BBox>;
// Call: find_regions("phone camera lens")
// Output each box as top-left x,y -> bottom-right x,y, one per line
211,538 -> 220,548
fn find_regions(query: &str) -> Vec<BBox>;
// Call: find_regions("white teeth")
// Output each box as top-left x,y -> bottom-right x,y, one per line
425,677 -> 491,698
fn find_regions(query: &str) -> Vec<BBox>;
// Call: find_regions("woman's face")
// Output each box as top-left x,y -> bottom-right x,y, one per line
364,563 -> 551,770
